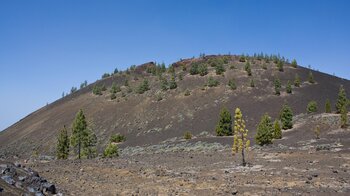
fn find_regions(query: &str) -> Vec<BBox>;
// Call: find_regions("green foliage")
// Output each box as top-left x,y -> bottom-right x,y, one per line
110,134 -> 126,143
286,81 -> 292,94
103,143 -> 119,158
244,62 -> 252,76
161,78 -> 168,91
70,109 -> 88,159
110,82 -> 121,94
340,105 -> 348,128
102,73 -> 110,79
110,92 -> 116,100
215,63 -> 225,75
228,78 -> 237,90
179,72 -> 184,80
56,126 -> 69,159
114,68 -> 119,74
136,79 -> 150,94
325,99 -> 332,113
274,77 -> 281,95
190,62 -> 200,75
280,104 -> 293,130
291,59 -> 297,68
101,85 -> 107,91
250,79 -> 255,88
184,89 -> 191,96
308,71 -> 315,84
184,131 -> 192,140
255,114 -> 274,146
307,101 -> 318,113
277,61 -> 284,72
274,120 -> 282,139
232,108 -> 250,166
216,107 -> 232,136
169,76 -> 177,89
294,74 -> 301,87
239,55 -> 246,62
80,80 -> 88,89
229,64 -> 236,69
199,64 -> 208,76
70,87 -> 77,94
207,76 -> 219,87
336,85 -> 348,113
81,128 -> 97,159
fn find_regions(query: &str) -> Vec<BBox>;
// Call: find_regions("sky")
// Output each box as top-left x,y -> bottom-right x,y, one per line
0,0 -> 350,131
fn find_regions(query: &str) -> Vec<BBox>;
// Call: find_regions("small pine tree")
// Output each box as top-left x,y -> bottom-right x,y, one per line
273,120 -> 282,139
215,63 -> 225,75
184,131 -> 192,140
169,76 -> 177,89
294,74 -> 301,87
291,59 -> 297,68
56,126 -> 69,159
250,79 -> 255,87
136,79 -> 150,94
325,99 -> 332,113
207,76 -> 219,87
199,64 -> 208,76
314,125 -> 320,139
280,104 -> 293,130
244,62 -> 252,76
190,63 -> 199,75
336,85 -> 347,113
307,101 -> 318,113
308,71 -> 315,84
216,107 -> 232,136
70,109 -> 88,159
341,105 -> 348,129
274,77 -> 281,95
103,143 -> 119,158
92,85 -> 102,95
277,61 -> 284,72
228,78 -> 237,90
232,108 -> 250,166
110,83 -> 117,94
255,114 -> 274,146
286,81 -> 292,94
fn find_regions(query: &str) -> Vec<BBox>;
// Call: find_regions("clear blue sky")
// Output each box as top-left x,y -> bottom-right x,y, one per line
1,0 -> 349,131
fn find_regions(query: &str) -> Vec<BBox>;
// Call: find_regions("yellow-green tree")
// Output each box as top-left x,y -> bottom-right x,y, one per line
232,108 -> 250,166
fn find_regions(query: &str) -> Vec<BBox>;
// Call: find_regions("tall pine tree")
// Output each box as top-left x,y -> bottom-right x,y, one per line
336,85 -> 347,113
70,109 -> 88,159
56,126 -> 69,159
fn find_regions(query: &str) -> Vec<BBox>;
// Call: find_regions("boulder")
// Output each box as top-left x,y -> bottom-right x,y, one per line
1,175 -> 15,185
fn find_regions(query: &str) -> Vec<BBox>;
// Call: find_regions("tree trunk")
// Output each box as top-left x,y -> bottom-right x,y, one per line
78,141 -> 81,159
241,133 -> 246,166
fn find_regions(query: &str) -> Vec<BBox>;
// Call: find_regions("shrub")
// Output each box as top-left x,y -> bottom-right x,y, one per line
244,62 -> 252,76
215,63 -> 225,75
136,79 -> 150,94
307,101 -> 318,113
215,107 -> 232,136
92,85 -> 102,95
228,78 -> 237,90
207,76 -> 219,87
280,104 -> 293,130
274,78 -> 281,95
308,71 -> 315,83
110,134 -> 126,143
341,106 -> 348,129
325,99 -> 332,113
294,74 -> 301,87
161,78 -> 168,91
190,62 -> 199,75
274,120 -> 282,139
102,73 -> 110,79
291,59 -> 297,68
255,114 -> 274,146
286,81 -> 292,94
336,85 -> 348,113
103,143 -> 118,158
232,108 -> 250,166
184,132 -> 192,140
169,76 -> 177,89
239,55 -> 246,62
184,89 -> 191,96
199,64 -> 208,76
230,65 -> 236,69
277,61 -> 284,72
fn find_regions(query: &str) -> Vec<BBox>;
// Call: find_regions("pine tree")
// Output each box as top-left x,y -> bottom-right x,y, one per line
161,78 -> 168,91
56,126 -> 69,159
92,85 -> 102,95
308,71 -> 315,84
82,128 -> 97,159
277,61 -> 284,72
274,77 -> 281,95
294,74 -> 301,87
286,81 -> 292,94
341,105 -> 348,129
215,63 -> 225,75
325,99 -> 332,113
291,59 -> 298,68
274,120 -> 282,139
255,114 -> 274,146
110,82 -> 117,94
336,85 -> 347,113
199,64 -> 208,76
280,104 -> 293,130
70,109 -> 88,159
136,79 -> 150,94
307,101 -> 318,113
244,62 -> 252,76
216,107 -> 232,136
190,63 -> 199,75
232,108 -> 250,166
169,75 -> 177,89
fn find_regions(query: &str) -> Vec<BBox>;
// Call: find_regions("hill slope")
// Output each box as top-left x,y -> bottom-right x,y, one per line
0,55 -> 349,158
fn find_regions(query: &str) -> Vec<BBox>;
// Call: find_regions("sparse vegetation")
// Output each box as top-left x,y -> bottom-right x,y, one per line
228,78 -> 237,90
307,101 -> 318,113
232,108 -> 250,166
207,76 -> 219,87
183,131 -> 192,140
255,114 -> 274,146
280,104 -> 293,130
216,107 -> 232,136
56,126 -> 69,159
